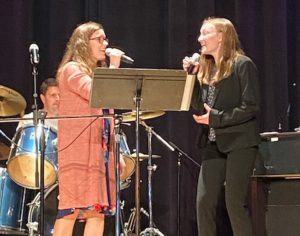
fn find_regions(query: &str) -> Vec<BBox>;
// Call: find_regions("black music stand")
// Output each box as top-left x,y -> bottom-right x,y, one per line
90,68 -> 194,236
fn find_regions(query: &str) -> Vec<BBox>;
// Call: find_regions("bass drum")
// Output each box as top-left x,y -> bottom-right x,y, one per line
27,183 -> 58,236
27,184 -> 86,236
0,167 -> 31,233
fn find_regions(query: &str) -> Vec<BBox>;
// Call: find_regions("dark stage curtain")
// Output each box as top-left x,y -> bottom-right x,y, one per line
1,1 -> 300,236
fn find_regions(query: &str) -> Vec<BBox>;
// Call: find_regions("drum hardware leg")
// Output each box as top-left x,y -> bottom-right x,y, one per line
27,200 -> 40,207
140,208 -> 151,223
17,187 -> 28,231
120,200 -> 126,235
122,207 -> 136,236
26,195 -> 39,235
122,207 -> 159,236
27,221 -> 39,234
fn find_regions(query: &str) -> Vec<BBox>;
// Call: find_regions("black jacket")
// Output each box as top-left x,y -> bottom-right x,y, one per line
191,55 -> 260,153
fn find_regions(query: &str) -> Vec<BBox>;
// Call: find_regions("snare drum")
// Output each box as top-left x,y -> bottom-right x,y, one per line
7,124 -> 58,189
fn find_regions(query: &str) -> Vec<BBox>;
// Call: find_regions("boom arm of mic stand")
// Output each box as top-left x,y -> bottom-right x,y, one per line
168,142 -> 200,168
140,121 -> 175,152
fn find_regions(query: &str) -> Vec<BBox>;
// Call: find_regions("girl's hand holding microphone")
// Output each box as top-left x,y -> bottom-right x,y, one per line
182,53 -> 200,75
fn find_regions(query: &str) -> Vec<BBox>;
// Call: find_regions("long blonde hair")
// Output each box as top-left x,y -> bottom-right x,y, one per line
56,21 -> 105,79
199,17 -> 244,85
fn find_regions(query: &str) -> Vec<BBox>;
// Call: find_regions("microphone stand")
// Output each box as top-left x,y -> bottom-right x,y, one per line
177,153 -> 181,236
31,60 -> 45,236
168,141 -> 200,236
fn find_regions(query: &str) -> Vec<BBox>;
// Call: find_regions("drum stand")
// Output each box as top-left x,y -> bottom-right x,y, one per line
122,206 -> 154,236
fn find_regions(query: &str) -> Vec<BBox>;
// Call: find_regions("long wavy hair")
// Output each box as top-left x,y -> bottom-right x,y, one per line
198,17 -> 245,85
56,21 -> 105,79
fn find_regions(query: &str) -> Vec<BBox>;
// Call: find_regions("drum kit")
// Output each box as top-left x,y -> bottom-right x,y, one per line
0,85 -> 166,235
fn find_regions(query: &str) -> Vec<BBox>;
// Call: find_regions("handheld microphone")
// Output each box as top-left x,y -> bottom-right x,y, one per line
187,52 -> 200,74
105,48 -> 134,64
29,44 -> 40,65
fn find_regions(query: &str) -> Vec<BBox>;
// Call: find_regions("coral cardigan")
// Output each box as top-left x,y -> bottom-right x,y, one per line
57,62 -> 116,210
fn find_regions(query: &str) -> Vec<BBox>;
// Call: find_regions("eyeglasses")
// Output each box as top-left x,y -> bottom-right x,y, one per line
89,37 -> 109,44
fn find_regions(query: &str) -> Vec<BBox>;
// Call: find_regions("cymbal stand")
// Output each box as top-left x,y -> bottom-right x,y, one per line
140,121 -> 164,236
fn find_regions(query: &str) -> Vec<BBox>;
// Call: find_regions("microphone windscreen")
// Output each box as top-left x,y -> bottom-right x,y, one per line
187,53 -> 200,74
29,43 -> 39,52
191,53 -> 200,62
105,48 -> 113,56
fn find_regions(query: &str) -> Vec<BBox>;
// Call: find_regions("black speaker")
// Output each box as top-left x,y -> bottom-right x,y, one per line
265,180 -> 300,236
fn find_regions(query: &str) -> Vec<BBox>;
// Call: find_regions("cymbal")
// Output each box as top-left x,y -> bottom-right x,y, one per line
0,85 -> 26,116
122,110 -> 165,122
130,152 -> 161,160
0,142 -> 10,160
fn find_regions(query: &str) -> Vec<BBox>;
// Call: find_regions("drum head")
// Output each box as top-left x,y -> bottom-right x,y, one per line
7,156 -> 57,189
120,154 -> 136,181
7,125 -> 57,189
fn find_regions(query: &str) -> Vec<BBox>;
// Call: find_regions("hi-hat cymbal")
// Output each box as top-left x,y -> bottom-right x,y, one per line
130,152 -> 161,160
122,110 -> 165,122
0,85 -> 26,116
0,142 -> 10,160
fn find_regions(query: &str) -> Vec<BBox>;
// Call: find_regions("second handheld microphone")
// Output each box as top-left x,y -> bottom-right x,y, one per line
105,48 -> 134,64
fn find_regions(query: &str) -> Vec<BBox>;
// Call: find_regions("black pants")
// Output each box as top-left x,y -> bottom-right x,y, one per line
196,142 -> 257,236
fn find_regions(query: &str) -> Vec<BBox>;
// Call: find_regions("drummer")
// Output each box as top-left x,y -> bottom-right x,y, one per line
17,78 -> 60,130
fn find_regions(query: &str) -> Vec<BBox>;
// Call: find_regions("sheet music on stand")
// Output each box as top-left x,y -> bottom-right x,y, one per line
90,67 -> 195,236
